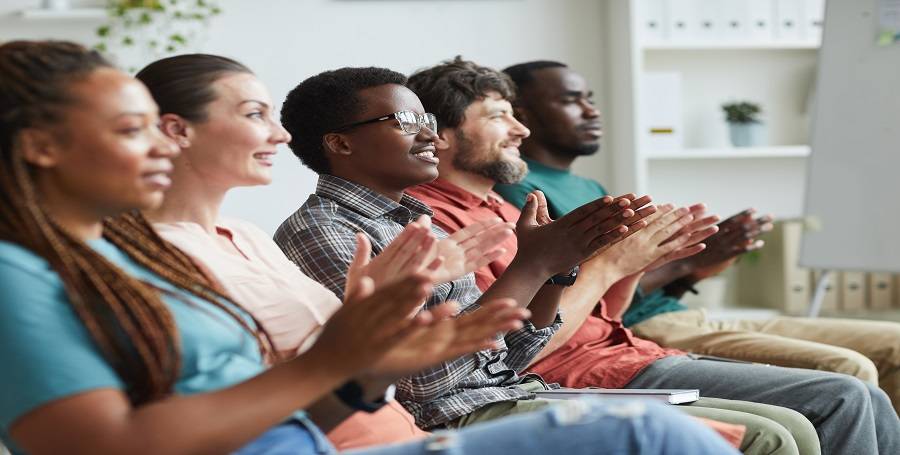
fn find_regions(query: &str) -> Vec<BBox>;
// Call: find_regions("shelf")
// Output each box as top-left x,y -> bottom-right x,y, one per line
642,42 -> 819,51
645,145 -> 811,160
18,8 -> 106,20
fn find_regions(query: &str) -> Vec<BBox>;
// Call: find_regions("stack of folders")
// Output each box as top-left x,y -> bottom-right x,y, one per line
534,388 -> 700,405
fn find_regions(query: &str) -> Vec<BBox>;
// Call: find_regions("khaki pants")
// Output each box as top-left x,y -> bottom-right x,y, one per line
631,309 -> 900,413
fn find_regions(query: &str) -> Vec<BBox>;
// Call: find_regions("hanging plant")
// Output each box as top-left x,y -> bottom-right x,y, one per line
95,0 -> 222,72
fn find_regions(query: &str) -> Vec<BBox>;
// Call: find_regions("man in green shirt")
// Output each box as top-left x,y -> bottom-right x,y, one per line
495,60 -> 900,413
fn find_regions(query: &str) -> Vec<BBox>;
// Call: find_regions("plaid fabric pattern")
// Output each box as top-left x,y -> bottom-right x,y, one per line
274,174 -> 560,428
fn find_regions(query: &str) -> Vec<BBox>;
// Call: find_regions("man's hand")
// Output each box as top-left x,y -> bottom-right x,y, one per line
679,208 -> 774,281
419,215 -> 515,285
345,225 -> 438,297
513,191 -> 637,276
595,203 -> 719,279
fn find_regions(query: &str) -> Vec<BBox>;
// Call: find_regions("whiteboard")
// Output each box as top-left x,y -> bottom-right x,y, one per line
800,0 -> 900,273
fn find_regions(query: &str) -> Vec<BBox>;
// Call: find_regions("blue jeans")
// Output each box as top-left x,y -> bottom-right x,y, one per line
235,398 -> 738,454
627,355 -> 900,455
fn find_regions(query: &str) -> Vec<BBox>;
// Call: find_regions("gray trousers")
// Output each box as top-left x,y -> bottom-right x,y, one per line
627,355 -> 900,455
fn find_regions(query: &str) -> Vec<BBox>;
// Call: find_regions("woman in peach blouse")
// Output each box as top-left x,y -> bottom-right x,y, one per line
137,53 -> 513,450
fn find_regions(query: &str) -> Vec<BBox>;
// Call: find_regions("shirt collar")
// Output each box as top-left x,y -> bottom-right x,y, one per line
315,174 -> 433,221
424,178 -> 506,210
524,157 -> 572,175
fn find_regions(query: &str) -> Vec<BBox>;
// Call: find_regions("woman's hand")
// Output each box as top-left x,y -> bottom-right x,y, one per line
365,299 -> 529,379
311,260 -> 436,378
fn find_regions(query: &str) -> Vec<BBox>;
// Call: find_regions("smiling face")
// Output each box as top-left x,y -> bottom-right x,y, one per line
332,83 -> 440,194
27,67 -> 179,217
178,72 -> 291,189
447,91 -> 531,184
518,66 -> 602,157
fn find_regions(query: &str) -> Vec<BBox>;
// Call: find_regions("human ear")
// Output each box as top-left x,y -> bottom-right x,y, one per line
323,133 -> 353,156
18,128 -> 62,168
159,113 -> 192,148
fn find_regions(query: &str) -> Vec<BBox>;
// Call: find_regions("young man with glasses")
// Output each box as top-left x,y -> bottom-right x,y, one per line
403,57 -> 900,455
270,67 -> 748,451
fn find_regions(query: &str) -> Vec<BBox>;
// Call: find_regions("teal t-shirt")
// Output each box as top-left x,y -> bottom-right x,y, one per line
494,157 -> 688,326
0,239 -> 308,453
494,158 -> 610,220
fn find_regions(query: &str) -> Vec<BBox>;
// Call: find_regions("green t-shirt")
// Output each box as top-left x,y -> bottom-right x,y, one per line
0,238 -> 311,453
494,157 -> 687,326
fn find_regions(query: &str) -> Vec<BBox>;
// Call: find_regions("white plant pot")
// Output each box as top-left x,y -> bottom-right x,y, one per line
728,122 -> 767,147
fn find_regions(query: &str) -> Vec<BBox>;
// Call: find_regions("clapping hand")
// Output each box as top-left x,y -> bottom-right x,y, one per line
368,299 -> 530,378
418,215 -> 515,285
679,208 -> 774,281
514,190 -> 636,276
597,203 -> 719,277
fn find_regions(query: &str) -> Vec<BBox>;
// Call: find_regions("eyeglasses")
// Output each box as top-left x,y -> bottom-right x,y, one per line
332,110 -> 438,135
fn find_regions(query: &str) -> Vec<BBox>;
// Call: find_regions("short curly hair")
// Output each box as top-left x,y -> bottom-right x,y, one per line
502,60 -> 568,94
406,56 -> 515,131
281,67 -> 407,175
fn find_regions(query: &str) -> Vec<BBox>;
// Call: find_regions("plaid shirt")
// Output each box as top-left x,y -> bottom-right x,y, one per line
274,174 -> 560,428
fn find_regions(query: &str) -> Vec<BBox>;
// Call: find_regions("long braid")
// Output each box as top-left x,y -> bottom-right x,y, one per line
0,40 -> 273,405
104,213 -> 277,363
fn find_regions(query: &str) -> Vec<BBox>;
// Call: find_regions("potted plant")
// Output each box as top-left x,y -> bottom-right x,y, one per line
722,101 -> 767,147
95,0 -> 222,72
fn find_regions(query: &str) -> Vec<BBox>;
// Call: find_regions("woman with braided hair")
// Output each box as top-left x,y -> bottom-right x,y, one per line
0,40 -> 737,455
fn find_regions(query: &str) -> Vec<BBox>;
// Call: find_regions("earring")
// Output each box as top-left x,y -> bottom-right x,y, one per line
179,139 -> 189,147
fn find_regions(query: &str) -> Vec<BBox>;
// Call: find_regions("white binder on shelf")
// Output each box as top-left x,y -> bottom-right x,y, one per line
747,0 -> 777,42
713,0 -> 750,42
775,0 -> 805,41
639,0 -> 668,45
803,0 -> 825,45
694,0 -> 722,41
640,72 -> 683,151
666,0 -> 700,42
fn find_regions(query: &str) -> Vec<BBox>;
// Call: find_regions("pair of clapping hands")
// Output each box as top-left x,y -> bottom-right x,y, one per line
547,192 -> 774,283
512,191 -> 717,280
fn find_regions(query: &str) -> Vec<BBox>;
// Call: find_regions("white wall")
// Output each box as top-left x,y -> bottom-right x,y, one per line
1,0 -> 613,233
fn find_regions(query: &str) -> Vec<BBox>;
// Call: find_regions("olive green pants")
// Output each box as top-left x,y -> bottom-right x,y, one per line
448,382 -> 818,455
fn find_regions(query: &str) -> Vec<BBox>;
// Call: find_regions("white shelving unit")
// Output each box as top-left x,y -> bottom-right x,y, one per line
603,0 -> 822,219
18,8 -> 106,20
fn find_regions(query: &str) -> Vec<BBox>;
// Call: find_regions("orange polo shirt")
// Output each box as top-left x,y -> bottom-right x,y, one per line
407,179 -> 684,390
408,180 -> 744,448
